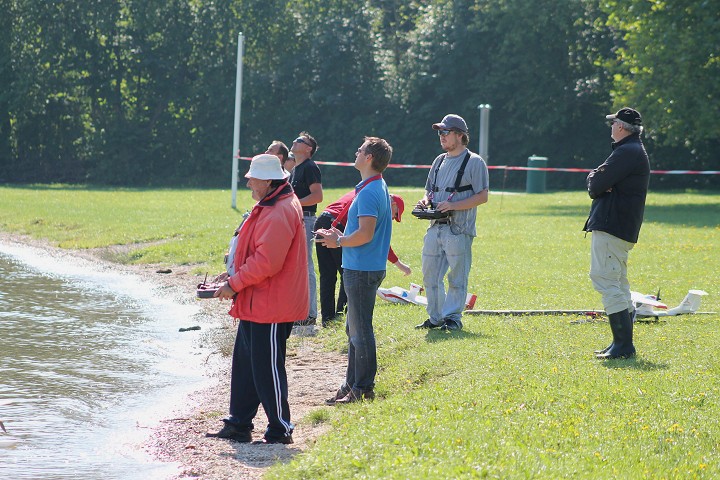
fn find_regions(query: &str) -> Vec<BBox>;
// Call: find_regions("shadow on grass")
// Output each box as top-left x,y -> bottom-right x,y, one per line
423,329 -> 489,343
644,203 -> 720,228
219,443 -> 301,469
601,357 -> 668,371
528,202 -> 720,228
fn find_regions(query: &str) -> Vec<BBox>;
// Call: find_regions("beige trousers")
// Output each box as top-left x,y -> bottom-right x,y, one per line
589,231 -> 635,315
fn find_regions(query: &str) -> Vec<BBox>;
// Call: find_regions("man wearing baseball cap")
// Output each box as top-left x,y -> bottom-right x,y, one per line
208,154 -> 308,444
583,107 -> 650,359
415,114 -> 489,331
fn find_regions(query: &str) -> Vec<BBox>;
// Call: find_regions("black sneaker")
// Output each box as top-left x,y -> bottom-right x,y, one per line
206,419 -> 252,442
253,434 -> 293,445
415,318 -> 445,329
321,315 -> 340,328
440,318 -> 461,331
325,384 -> 352,405
334,388 -> 375,405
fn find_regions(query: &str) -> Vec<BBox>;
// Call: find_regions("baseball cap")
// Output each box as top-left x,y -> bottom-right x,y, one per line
432,114 -> 468,133
390,194 -> 404,222
606,107 -> 642,126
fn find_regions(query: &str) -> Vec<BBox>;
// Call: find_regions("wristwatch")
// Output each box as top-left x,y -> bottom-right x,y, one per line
336,236 -> 342,248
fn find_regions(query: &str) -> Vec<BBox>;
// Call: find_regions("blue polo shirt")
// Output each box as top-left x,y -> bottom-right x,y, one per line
342,177 -> 391,271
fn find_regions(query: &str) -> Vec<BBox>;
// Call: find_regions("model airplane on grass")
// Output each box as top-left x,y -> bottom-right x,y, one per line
377,284 -> 712,319
377,283 -> 477,310
632,289 -> 710,319
465,289 -> 712,318
377,284 -> 428,306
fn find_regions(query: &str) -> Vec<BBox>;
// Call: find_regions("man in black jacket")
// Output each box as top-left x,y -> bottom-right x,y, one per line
583,107 -> 650,359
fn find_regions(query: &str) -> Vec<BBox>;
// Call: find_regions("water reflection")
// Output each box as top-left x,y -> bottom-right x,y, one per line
0,243 -> 208,479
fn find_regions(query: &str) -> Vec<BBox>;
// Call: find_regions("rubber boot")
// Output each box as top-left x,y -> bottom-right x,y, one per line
596,309 -> 636,359
594,308 -> 637,354
593,313 -> 617,355
594,342 -> 613,355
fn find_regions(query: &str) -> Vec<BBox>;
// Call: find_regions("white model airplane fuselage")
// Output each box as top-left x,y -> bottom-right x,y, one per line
377,283 -> 477,309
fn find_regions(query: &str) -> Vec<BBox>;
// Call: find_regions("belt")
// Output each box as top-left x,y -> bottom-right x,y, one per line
303,211 -> 316,217
433,218 -> 451,225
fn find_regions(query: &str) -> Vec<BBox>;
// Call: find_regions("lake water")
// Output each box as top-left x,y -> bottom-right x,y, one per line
0,242 -> 211,479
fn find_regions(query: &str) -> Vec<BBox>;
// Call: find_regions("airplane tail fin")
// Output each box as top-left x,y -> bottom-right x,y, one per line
665,290 -> 708,315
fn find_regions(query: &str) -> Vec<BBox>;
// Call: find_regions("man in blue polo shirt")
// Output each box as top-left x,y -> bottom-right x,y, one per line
315,136 -> 393,404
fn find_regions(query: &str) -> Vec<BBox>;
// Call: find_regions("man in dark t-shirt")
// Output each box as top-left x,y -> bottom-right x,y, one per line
289,132 -> 323,325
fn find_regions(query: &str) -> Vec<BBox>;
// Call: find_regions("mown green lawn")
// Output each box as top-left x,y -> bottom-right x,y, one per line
1,185 -> 718,478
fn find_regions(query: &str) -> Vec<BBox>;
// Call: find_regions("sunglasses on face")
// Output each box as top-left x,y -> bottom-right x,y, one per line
294,137 -> 311,147
437,129 -> 453,137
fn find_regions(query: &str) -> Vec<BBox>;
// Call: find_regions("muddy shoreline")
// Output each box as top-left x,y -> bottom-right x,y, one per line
0,233 -> 346,479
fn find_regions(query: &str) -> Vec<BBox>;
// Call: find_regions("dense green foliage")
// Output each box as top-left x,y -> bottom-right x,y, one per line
1,1 -> 718,190
1,186 -> 718,478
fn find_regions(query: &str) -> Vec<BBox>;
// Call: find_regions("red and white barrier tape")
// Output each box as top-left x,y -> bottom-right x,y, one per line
235,156 -> 720,175
490,166 -> 720,175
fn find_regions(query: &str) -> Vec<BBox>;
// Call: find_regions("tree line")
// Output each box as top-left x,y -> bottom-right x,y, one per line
1,0 -> 718,190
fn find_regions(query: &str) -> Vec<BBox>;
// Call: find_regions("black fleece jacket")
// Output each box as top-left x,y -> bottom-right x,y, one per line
583,133 -> 650,243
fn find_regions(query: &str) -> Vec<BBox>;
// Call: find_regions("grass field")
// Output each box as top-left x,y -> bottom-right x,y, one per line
1,185 -> 718,478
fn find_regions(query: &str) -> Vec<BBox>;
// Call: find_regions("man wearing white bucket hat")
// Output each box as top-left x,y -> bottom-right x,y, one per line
207,154 -> 308,444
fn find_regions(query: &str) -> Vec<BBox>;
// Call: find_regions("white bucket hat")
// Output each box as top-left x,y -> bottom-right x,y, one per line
244,154 -> 290,180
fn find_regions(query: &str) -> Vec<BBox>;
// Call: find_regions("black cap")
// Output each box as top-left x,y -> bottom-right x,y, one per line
606,107 -> 642,126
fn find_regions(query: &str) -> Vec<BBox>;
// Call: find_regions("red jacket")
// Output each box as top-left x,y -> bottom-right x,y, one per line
227,183 -> 309,324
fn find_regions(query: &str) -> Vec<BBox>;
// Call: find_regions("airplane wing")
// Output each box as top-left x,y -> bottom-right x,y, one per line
631,291 -> 667,309
376,286 -> 428,306
376,287 -> 411,304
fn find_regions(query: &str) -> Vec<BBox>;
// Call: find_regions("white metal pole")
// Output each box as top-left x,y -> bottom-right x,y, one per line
477,104 -> 491,162
231,33 -> 244,208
